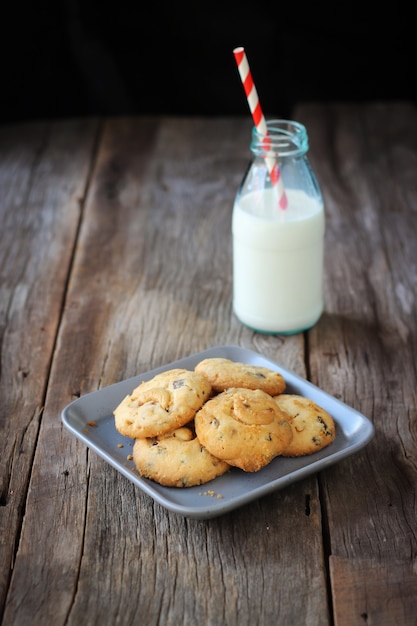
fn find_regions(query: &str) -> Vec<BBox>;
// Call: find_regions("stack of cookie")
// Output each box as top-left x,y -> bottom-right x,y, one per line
113,358 -> 336,488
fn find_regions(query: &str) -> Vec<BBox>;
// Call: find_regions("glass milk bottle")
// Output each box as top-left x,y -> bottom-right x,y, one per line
232,119 -> 325,334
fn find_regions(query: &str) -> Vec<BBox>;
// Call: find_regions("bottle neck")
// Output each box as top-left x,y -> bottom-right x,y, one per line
250,119 -> 309,158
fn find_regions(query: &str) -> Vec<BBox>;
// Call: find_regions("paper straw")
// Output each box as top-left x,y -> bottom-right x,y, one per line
233,46 -> 288,210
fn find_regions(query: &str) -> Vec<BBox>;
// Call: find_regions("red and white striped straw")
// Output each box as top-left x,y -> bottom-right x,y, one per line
233,46 -> 288,210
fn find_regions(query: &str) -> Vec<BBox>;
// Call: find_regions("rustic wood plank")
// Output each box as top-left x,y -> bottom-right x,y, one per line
330,556 -> 417,625
2,117 -> 329,625
0,119 -> 99,614
300,102 -> 417,622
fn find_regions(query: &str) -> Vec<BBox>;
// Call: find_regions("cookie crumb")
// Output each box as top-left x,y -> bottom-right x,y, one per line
87,421 -> 97,427
117,443 -> 124,448
127,454 -> 133,461
200,489 -> 223,499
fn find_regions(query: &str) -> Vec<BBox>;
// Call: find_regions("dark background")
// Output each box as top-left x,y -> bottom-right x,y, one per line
1,1 -> 415,125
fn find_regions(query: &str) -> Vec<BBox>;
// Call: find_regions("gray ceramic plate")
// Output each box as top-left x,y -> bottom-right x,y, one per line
61,345 -> 374,519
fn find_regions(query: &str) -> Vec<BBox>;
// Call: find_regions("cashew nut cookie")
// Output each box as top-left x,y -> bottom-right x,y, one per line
195,357 -> 286,396
194,388 -> 293,472
132,423 -> 230,487
114,368 -> 212,439
273,394 -> 336,457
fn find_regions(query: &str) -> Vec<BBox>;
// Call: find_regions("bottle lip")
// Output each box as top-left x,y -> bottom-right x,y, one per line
251,119 -> 309,156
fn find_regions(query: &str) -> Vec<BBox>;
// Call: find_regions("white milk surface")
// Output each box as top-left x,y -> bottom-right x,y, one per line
232,187 -> 325,334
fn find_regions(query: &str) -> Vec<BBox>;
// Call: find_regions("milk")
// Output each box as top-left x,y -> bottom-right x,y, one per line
232,187 -> 325,334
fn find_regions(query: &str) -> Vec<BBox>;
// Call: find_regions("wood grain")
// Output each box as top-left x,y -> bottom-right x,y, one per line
0,118 -> 99,613
1,105 -> 416,625
303,102 -> 417,624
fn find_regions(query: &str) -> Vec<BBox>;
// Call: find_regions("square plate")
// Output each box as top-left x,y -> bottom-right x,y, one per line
61,345 -> 374,519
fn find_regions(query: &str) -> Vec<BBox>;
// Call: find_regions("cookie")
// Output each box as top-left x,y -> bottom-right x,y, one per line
114,368 -> 212,439
273,394 -> 336,456
194,387 -> 293,472
195,357 -> 286,395
132,423 -> 230,487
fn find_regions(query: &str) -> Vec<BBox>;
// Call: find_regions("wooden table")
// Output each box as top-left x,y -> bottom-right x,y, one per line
1,103 -> 416,625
